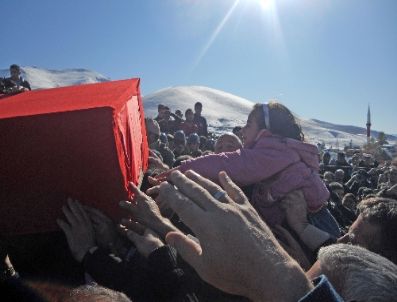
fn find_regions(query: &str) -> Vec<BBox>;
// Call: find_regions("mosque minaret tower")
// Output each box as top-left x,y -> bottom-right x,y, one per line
366,105 -> 371,145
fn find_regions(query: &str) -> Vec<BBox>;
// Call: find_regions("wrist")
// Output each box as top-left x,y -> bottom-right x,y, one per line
251,261 -> 313,302
153,218 -> 179,239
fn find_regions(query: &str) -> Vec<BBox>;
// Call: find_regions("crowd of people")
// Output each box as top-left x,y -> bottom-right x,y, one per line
1,68 -> 397,301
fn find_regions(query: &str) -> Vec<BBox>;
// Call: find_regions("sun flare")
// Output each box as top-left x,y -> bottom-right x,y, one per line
258,0 -> 274,11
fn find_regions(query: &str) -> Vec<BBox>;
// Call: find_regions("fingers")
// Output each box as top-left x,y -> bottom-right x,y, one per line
148,176 -> 162,186
128,182 -> 151,202
218,171 -> 247,205
146,185 -> 160,196
168,170 -> 218,210
158,181 -> 205,234
84,206 -> 111,221
57,218 -> 71,235
185,170 -> 229,203
166,231 -> 203,271
63,198 -> 90,226
121,219 -> 146,236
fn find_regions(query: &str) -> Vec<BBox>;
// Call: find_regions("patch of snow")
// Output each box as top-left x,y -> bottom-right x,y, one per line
0,66 -> 109,90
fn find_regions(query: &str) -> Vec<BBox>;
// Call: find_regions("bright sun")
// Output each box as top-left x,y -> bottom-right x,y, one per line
257,0 -> 275,11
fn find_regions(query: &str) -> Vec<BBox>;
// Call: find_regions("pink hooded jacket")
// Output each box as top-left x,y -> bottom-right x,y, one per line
178,130 -> 329,226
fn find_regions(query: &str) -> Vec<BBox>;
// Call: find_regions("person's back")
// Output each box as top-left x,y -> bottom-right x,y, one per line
236,131 -> 329,226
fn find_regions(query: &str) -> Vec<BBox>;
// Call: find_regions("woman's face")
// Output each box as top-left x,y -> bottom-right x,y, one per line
242,114 -> 260,147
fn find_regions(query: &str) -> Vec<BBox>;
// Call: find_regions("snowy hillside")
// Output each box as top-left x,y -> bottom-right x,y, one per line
143,86 -> 253,133
0,66 -> 109,90
143,86 -> 397,147
2,66 -> 394,147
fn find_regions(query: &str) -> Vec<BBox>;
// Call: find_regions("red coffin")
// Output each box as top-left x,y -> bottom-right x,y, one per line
0,79 -> 149,235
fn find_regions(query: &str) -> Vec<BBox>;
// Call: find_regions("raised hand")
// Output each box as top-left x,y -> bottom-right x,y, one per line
119,182 -> 179,239
120,220 -> 164,258
160,170 -> 312,302
57,198 -> 96,262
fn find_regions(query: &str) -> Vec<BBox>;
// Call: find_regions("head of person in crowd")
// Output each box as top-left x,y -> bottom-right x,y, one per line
342,193 -> 357,212
241,102 -> 304,148
334,169 -> 345,183
323,171 -> 335,184
351,153 -> 360,166
307,244 -> 397,302
194,102 -> 203,117
357,187 -> 374,200
159,132 -> 168,146
187,133 -> 201,153
9,64 -> 22,81
162,107 -> 171,121
185,109 -> 194,122
145,118 -> 160,146
363,153 -> 372,165
232,126 -> 243,140
174,130 -> 186,148
175,109 -> 183,119
338,197 -> 397,263
322,152 -> 331,165
329,182 -> 344,200
173,130 -> 187,156
156,104 -> 166,120
204,138 -> 215,152
214,133 -> 243,154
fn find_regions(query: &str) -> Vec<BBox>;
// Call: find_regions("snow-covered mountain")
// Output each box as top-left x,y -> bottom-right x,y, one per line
2,66 -> 395,147
0,66 -> 109,90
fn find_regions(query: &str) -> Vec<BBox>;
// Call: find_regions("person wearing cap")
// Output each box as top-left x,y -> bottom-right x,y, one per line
3,64 -> 31,94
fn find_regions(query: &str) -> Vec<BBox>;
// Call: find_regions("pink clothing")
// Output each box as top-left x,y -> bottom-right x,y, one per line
179,130 -> 329,225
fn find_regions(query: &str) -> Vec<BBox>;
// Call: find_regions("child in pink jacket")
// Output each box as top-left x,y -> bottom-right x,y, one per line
176,102 -> 339,235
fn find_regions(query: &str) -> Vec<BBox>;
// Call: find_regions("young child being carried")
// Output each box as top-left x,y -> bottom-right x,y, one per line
158,102 -> 339,236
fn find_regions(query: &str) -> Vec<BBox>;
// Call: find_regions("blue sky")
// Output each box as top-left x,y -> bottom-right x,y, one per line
1,0 -> 397,134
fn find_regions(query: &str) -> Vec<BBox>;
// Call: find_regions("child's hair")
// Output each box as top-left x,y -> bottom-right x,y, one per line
251,101 -> 304,141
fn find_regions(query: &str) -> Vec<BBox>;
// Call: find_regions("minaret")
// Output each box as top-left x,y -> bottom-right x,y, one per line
366,104 -> 371,144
